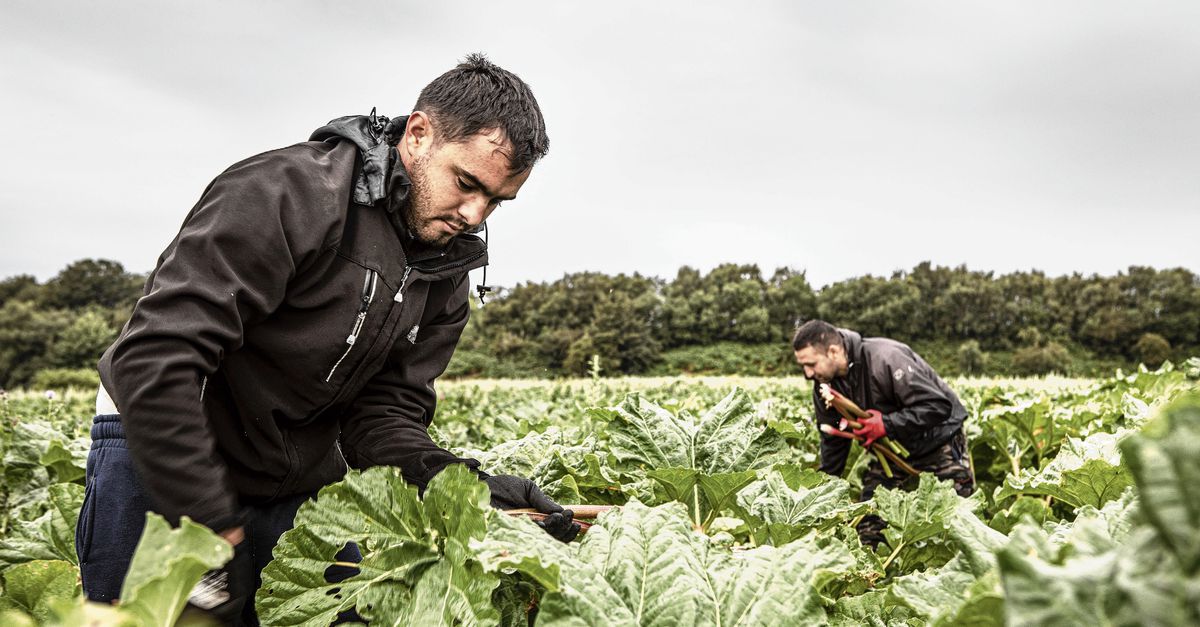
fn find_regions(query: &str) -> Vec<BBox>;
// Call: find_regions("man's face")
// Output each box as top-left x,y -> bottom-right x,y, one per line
402,126 -> 531,247
794,343 -> 846,384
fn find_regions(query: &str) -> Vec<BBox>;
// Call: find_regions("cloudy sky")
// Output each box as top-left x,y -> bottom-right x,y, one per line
2,1 -> 1197,290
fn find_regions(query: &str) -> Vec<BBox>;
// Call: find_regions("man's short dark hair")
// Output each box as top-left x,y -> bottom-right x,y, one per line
414,53 -> 548,172
792,319 -> 843,352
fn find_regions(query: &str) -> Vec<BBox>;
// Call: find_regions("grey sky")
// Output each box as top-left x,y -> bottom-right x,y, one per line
2,1 -> 1197,291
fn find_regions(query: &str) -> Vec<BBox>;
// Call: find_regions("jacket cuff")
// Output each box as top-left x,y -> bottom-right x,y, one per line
415,458 -> 483,491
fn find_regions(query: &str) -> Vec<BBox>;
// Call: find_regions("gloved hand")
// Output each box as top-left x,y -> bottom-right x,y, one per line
184,537 -> 253,623
852,409 -> 888,448
483,474 -> 581,543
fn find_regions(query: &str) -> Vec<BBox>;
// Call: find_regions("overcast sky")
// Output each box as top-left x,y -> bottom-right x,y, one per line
2,1 -> 1197,291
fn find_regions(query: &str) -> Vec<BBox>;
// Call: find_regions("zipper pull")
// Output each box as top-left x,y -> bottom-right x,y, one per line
359,269 -> 377,312
393,266 -> 413,303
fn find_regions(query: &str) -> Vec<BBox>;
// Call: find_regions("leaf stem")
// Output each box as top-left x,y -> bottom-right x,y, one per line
881,541 -> 905,570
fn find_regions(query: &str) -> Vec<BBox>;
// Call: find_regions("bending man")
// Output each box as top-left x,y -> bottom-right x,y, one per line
80,55 -> 576,623
792,319 -> 974,547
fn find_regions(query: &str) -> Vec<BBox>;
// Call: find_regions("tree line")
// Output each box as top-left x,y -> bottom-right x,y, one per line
1,259 -> 1197,388
451,262 -> 1199,378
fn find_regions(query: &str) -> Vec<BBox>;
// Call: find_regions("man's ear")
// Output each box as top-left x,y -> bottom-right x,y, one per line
399,111 -> 434,160
827,342 -> 844,360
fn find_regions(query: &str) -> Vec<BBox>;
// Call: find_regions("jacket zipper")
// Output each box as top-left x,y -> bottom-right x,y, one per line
393,265 -> 413,303
326,269 -> 378,382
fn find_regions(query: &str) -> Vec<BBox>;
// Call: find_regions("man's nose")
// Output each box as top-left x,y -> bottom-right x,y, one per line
803,366 -> 814,379
458,197 -> 489,227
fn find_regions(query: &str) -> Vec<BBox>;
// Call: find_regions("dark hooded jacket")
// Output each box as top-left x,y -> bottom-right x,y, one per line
98,115 -> 486,532
812,329 -> 968,476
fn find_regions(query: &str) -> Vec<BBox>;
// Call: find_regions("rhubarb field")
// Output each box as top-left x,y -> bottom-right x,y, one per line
1,361 -> 1198,625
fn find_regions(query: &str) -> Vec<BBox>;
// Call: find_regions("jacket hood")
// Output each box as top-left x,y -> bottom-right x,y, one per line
838,328 -> 864,365
310,112 -> 409,205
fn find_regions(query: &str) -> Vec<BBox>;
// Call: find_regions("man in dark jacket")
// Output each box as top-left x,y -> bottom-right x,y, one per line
79,55 -> 576,622
792,319 -> 974,547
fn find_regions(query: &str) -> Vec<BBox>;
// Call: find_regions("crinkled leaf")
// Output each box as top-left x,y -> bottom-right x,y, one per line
828,588 -> 920,627
889,555 -> 1002,626
693,389 -> 791,474
257,464 -> 499,626
997,391 -> 1200,626
1042,487 -> 1138,559
0,482 -> 83,568
119,513 -> 233,627
1120,388 -> 1200,573
457,428 -> 625,504
769,463 -> 829,490
0,559 -> 80,624
735,471 -> 869,545
475,500 -> 860,626
875,475 -> 1003,575
1001,519 -> 1193,626
596,389 -> 789,475
995,431 -> 1132,509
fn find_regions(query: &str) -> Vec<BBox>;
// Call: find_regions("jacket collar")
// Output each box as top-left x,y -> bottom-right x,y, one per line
838,328 -> 865,373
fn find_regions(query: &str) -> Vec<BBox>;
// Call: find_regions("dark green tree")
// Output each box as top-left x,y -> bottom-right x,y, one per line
40,259 -> 141,311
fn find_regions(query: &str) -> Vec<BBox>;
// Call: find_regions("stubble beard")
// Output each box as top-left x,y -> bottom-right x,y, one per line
402,154 -> 454,247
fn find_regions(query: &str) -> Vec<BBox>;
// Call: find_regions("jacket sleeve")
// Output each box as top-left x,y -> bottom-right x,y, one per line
338,275 -> 481,490
104,152 -> 336,531
875,352 -> 955,441
813,387 -> 851,476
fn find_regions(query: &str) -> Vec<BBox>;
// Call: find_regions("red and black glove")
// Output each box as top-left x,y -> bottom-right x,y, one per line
852,409 -> 887,448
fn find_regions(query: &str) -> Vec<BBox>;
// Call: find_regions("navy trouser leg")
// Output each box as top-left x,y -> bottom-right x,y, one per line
77,414 -> 155,603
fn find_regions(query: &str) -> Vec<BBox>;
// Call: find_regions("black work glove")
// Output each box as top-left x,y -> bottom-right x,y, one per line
183,540 -> 253,624
482,473 -> 581,543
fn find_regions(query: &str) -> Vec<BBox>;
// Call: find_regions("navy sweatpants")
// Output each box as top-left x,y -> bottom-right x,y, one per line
77,414 -> 360,624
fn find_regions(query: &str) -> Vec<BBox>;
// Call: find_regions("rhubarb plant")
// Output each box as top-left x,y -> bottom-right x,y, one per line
257,464 -> 503,626
474,500 -> 864,626
589,389 -> 792,528
993,430 -> 1132,509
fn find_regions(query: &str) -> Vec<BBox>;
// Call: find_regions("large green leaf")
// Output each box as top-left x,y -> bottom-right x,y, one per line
590,389 -> 791,529
874,474 -> 1004,575
987,496 -> 1052,535
734,471 -> 869,545
828,588 -> 920,627
888,555 -> 1002,626
38,440 -> 86,484
996,390 -> 1200,626
595,388 -> 790,475
996,522 -> 1178,627
0,559 -> 79,624
1120,388 -> 1200,573
474,500 -> 861,626
1,420 -> 88,527
257,464 -> 500,626
994,431 -> 1132,509
118,513 -> 233,627
457,428 -> 624,505
0,482 -> 83,568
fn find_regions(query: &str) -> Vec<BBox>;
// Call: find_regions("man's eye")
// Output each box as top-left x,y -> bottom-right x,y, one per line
456,178 -> 472,191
